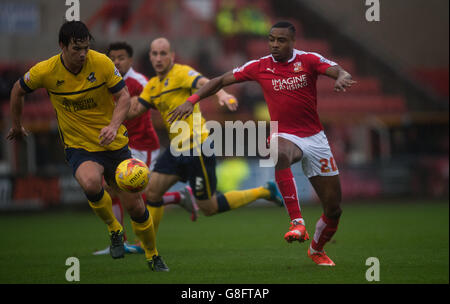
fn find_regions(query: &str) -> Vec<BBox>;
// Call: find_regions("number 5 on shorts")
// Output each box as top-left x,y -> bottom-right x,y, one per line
319,157 -> 338,173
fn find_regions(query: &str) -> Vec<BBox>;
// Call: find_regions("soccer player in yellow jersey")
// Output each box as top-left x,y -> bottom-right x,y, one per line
6,21 -> 168,272
127,37 -> 283,234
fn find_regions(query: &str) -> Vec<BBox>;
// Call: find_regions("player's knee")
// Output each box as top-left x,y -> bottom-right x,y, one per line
125,197 -> 146,218
197,199 -> 218,216
275,151 -> 292,170
79,176 -> 102,195
145,188 -> 164,203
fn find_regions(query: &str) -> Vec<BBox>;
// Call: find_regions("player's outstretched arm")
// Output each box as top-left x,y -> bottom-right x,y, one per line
6,80 -> 29,140
126,96 -> 153,120
168,71 -> 237,123
99,86 -> 130,146
196,76 -> 238,112
325,65 -> 357,92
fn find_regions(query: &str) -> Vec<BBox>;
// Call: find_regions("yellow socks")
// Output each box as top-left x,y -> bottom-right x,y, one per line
131,206 -> 158,260
146,200 -> 165,234
217,187 -> 271,212
87,189 -> 122,233
148,206 -> 165,234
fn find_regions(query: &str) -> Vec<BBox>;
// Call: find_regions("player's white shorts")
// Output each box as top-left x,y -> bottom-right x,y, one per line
272,131 -> 339,178
129,147 -> 160,171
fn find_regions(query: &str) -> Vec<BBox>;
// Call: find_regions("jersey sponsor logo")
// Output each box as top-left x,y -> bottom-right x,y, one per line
87,72 -> 96,83
293,61 -> 303,72
266,67 -> 275,73
56,80 -> 65,87
60,97 -> 98,112
272,75 -> 308,91
72,98 -> 98,112
62,98 -> 72,112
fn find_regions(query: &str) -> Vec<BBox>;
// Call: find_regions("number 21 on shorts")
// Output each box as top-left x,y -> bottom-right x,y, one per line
319,157 -> 338,173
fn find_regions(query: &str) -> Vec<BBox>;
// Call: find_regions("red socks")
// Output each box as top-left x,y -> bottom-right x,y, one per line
275,168 -> 303,221
162,192 -> 181,205
276,168 -> 340,252
311,214 -> 339,252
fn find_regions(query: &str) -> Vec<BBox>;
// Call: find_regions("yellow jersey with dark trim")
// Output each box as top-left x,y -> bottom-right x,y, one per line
20,50 -> 128,152
138,63 -> 209,151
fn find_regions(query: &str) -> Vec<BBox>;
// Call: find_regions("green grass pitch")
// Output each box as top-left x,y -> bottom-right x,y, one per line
0,200 -> 448,284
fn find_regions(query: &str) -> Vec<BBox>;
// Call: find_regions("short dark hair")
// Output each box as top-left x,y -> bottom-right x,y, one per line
59,21 -> 93,46
271,21 -> 296,37
107,42 -> 134,58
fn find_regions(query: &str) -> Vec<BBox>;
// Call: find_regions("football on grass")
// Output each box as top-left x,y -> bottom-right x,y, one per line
115,158 -> 150,193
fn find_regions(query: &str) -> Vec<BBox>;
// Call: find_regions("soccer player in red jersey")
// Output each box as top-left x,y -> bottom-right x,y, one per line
168,21 -> 356,266
93,42 -> 198,255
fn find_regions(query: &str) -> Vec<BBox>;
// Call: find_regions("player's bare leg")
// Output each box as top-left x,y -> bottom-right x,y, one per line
75,161 -> 124,258
75,161 -> 104,196
273,137 -> 309,243
307,175 -> 342,266
147,175 -> 198,221
195,196 -> 219,216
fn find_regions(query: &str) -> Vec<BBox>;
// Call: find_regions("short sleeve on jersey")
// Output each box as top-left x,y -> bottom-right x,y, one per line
103,56 -> 125,93
20,61 -> 47,92
109,79 -> 126,93
138,97 -> 153,109
178,66 -> 203,89
232,60 -> 259,82
138,83 -> 155,109
308,52 -> 337,74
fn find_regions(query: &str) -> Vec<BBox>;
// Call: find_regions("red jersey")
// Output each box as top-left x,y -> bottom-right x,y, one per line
233,49 -> 337,138
123,67 -> 160,151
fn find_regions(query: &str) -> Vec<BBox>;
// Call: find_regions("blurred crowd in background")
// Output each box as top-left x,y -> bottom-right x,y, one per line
0,0 -> 448,209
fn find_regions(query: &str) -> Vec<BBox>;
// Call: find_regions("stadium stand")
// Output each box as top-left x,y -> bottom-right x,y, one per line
0,0 -> 448,209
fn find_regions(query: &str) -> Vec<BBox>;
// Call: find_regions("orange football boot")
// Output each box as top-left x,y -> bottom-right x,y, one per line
284,221 -> 310,243
307,248 -> 335,266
